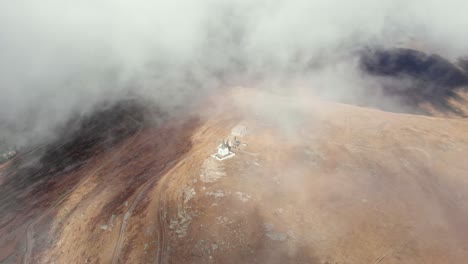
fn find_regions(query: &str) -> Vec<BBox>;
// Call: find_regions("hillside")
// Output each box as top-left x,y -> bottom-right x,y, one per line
1,88 -> 468,263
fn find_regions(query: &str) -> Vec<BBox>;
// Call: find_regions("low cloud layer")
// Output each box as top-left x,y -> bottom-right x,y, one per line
1,0 -> 468,147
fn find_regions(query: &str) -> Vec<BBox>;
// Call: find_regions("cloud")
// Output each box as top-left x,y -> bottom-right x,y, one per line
1,0 -> 468,146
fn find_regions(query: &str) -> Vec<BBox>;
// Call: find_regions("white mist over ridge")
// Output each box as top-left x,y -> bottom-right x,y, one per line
1,0 -> 468,146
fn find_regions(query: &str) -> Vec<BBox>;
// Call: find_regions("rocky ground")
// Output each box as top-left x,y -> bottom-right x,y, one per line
1,88 -> 468,263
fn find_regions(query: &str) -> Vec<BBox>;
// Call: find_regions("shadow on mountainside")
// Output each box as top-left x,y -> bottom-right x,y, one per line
360,48 -> 468,116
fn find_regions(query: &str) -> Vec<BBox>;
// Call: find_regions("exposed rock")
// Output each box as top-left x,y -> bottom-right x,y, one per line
200,158 -> 226,183
265,232 -> 287,241
206,190 -> 226,198
183,187 -> 196,204
169,205 -> 194,238
235,192 -> 251,202
211,243 -> 218,251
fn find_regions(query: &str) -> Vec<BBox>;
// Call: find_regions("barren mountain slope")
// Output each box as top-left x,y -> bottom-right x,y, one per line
2,88 -> 468,264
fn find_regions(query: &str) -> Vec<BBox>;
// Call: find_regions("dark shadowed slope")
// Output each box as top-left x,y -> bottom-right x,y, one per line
0,99 -> 148,263
360,48 -> 468,115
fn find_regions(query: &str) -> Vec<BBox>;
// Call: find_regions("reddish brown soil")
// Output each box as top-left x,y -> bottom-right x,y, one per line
2,88 -> 468,264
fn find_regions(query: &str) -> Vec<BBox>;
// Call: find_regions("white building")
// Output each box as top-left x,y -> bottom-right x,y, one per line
211,140 -> 235,161
217,141 -> 230,156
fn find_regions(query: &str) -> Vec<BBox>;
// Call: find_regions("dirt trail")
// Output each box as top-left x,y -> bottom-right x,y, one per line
111,174 -> 155,264
23,119 -> 142,264
155,166 -> 185,264
155,172 -> 170,264
112,136 -> 199,264
5,88 -> 468,263
154,148 -> 206,264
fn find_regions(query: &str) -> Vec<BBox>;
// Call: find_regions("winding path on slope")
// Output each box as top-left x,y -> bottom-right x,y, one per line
151,124 -> 224,264
111,141 -> 197,263
153,136 -> 224,264
110,161 -> 169,264
22,117 -> 142,264
154,163 -> 172,264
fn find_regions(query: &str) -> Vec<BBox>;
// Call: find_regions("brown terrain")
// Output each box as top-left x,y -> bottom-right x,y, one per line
1,87 -> 468,264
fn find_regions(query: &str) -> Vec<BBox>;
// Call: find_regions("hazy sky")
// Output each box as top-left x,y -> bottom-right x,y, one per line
1,0 -> 468,146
